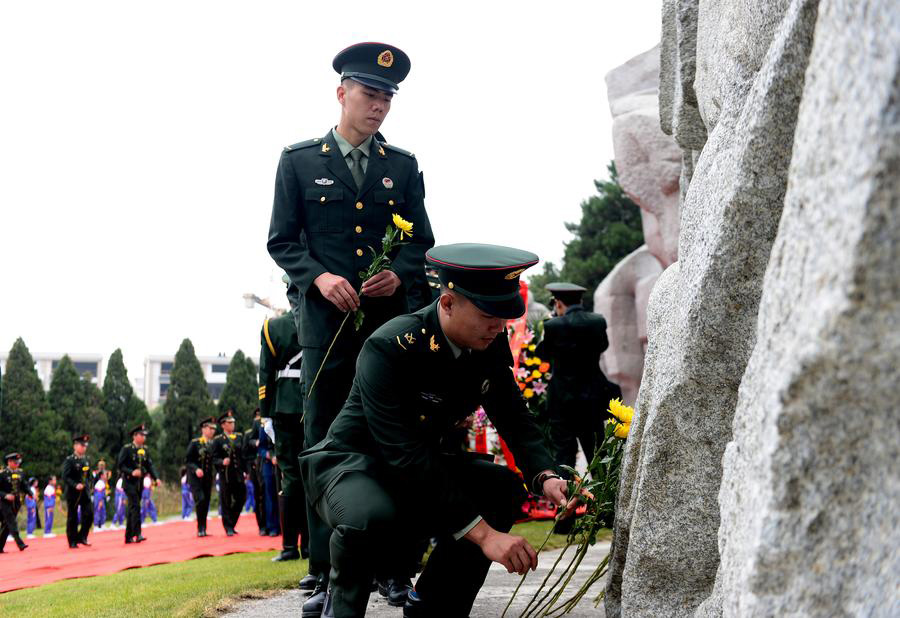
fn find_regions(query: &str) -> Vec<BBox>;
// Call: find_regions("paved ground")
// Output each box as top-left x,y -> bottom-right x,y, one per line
226,542 -> 609,617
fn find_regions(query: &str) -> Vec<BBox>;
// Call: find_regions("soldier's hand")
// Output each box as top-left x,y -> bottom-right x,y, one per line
3,494 -> 14,502
131,469 -> 142,478
223,457 -> 230,467
76,483 -> 84,491
195,469 -> 204,478
314,272 -> 360,312
543,477 -> 573,514
465,520 -> 537,575
272,456 -> 278,466
361,270 -> 401,298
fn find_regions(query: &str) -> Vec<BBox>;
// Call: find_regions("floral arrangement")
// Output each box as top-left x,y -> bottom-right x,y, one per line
307,214 -> 413,398
503,398 -> 635,617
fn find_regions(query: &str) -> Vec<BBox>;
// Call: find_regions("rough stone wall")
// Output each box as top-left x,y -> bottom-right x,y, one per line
605,0 -> 818,614
700,1 -> 900,615
606,0 -> 899,616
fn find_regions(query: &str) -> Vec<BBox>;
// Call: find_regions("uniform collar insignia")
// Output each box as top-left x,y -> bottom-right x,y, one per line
314,178 -> 334,185
429,335 -> 440,352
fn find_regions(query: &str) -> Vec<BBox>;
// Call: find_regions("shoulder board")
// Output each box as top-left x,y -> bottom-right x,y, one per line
382,315 -> 428,352
382,143 -> 415,158
284,138 -> 322,152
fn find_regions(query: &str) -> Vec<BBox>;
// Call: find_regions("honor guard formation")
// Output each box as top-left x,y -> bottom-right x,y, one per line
0,41 -> 621,618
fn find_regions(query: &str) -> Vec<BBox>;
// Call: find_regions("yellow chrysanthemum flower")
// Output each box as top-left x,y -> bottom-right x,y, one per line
532,357 -> 541,365
528,344 -> 536,352
608,398 -> 634,423
531,370 -> 542,379
392,213 -> 414,239
614,422 -> 630,438
523,388 -> 534,399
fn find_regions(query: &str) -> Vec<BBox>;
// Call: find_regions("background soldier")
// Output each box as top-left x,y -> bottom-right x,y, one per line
266,42 -> 435,615
0,453 -> 28,552
259,309 -> 309,572
212,411 -> 245,536
243,408 -> 266,535
62,433 -> 93,548
185,416 -> 216,537
537,283 -> 621,477
117,423 -> 159,544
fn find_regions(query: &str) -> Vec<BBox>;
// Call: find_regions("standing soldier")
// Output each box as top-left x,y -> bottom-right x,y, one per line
62,433 -> 93,549
117,423 -> 159,544
0,453 -> 28,552
267,42 -> 435,614
212,411 -> 245,536
259,310 -> 309,571
537,283 -> 620,483
242,408 -> 266,535
186,416 -> 216,537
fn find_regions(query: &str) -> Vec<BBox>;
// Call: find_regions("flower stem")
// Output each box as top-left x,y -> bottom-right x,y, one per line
306,311 -> 351,399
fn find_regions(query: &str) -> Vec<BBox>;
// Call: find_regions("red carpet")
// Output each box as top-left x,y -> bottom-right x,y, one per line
0,514 -> 282,593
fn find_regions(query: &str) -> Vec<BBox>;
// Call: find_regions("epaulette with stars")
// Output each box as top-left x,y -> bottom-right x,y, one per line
382,142 -> 415,158
387,317 -> 440,354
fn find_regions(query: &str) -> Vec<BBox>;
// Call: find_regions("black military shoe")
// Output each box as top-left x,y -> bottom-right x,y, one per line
271,547 -> 300,562
300,575 -> 327,618
378,578 -> 413,607
226,529 -> 235,537
402,589 -> 431,618
298,573 -> 317,592
125,538 -> 135,544
136,535 -> 147,542
16,541 -> 28,551
78,539 -> 91,546
69,542 -> 79,549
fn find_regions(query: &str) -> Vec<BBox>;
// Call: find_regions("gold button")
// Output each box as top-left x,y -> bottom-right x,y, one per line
419,415 -> 426,422
448,282 -> 454,289
355,201 -> 363,210
356,249 -> 363,257
320,196 -> 326,203
388,199 -> 395,206
355,226 -> 362,233
421,328 -> 426,334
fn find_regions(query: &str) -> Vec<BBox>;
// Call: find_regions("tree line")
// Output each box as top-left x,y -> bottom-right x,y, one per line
0,338 -> 259,483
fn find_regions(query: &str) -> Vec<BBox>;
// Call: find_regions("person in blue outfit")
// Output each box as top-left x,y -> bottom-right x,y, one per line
244,474 -> 256,514
141,476 -> 158,523
43,476 -> 58,537
180,466 -> 194,519
25,478 -> 39,538
93,471 -> 108,529
258,417 -> 281,536
113,477 -> 126,528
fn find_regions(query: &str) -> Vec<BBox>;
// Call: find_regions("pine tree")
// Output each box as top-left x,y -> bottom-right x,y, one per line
0,338 -> 68,480
161,339 -> 214,479
217,350 -> 259,429
48,355 -> 86,432
102,349 -> 139,453
81,377 -> 110,465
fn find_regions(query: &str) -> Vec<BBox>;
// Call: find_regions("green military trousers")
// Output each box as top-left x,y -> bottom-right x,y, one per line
273,412 -> 309,554
316,457 -> 527,617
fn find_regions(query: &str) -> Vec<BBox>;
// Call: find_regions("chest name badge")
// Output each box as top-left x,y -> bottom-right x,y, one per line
382,177 -> 394,189
314,178 -> 334,186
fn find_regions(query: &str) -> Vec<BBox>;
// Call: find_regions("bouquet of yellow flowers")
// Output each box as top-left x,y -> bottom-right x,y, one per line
504,398 -> 634,617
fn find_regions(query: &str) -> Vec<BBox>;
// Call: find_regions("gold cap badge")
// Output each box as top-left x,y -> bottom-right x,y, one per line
377,50 -> 394,67
505,268 -> 526,281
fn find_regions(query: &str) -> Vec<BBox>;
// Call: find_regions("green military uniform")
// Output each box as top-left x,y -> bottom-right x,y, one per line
259,311 -> 309,561
537,283 -> 620,476
212,413 -> 246,535
266,42 -> 435,589
185,417 -> 216,536
299,244 -> 557,617
0,453 -> 28,552
62,433 -> 93,548
117,424 -> 159,543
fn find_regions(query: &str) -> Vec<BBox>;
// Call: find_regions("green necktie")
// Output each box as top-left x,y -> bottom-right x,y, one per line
349,148 -> 365,189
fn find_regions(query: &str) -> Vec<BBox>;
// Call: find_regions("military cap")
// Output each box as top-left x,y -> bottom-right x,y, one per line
218,411 -> 236,424
198,416 -> 217,431
72,432 -> 90,444
426,243 -> 539,319
130,423 -> 149,436
3,452 -> 22,463
333,42 -> 411,94
546,281 -> 588,304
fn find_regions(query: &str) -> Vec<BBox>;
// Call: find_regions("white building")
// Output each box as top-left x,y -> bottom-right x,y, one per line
142,354 -> 237,408
0,352 -> 104,390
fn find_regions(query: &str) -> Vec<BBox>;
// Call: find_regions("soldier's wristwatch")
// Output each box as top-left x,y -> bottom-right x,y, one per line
535,471 -> 563,494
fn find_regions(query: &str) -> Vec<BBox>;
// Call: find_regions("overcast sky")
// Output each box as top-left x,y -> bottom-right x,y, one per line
0,1 -> 662,384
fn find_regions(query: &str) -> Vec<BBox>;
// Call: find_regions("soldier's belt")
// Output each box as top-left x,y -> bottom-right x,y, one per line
276,369 -> 302,379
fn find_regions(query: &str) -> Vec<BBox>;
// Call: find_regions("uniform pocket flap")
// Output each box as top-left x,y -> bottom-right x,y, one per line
305,187 -> 344,203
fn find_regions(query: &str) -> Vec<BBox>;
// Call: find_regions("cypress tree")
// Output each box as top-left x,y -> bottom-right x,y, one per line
217,350 -> 258,429
48,355 -> 86,432
161,339 -> 214,479
0,338 -> 68,480
102,349 -> 139,453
